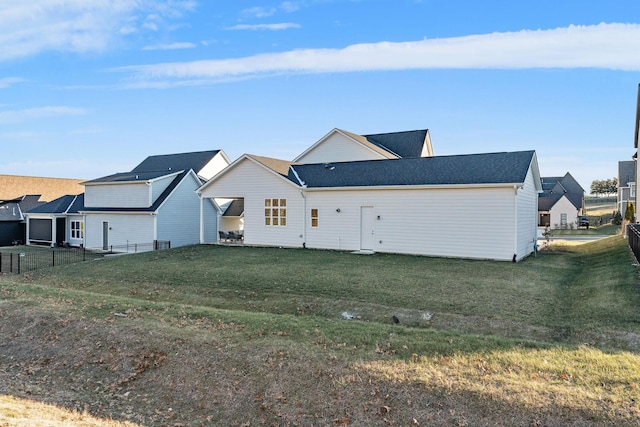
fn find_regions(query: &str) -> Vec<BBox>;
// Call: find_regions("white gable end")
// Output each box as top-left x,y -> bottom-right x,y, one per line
295,131 -> 389,164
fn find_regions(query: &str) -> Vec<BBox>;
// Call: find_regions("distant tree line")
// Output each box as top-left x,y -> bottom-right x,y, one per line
590,177 -> 618,197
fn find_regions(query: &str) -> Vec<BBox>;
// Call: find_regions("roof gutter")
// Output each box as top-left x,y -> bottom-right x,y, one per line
301,182 -> 527,192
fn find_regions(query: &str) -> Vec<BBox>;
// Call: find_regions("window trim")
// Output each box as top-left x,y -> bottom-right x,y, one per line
264,198 -> 287,227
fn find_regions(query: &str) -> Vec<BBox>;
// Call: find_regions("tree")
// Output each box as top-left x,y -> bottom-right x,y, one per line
625,200 -> 636,222
590,177 -> 618,197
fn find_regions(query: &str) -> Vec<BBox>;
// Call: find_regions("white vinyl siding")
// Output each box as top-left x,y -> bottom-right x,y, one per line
295,132 -> 389,164
198,152 -> 230,180
84,213 -> 155,249
516,168 -> 538,260
151,175 -> 176,204
156,173 -> 214,248
304,187 -> 518,260
199,158 -> 303,248
84,183 -> 150,208
548,196 -> 579,230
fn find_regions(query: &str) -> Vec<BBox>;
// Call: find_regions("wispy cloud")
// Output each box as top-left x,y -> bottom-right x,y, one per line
113,23 -> 640,86
0,106 -> 89,124
242,7 -> 277,18
0,1 -> 196,62
225,23 -> 301,31
143,42 -> 197,50
0,77 -> 25,89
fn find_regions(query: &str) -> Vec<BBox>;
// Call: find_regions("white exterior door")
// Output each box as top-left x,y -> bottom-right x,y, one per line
360,206 -> 375,251
102,221 -> 109,250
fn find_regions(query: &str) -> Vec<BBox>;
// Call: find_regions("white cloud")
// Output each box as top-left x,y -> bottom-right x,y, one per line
242,7 -> 277,18
114,23 -> 640,85
143,42 -> 197,50
0,106 -> 88,124
226,23 -> 301,31
0,1 -> 196,62
0,77 -> 25,89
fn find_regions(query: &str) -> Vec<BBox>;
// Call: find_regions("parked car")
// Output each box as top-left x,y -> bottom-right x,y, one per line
578,216 -> 589,228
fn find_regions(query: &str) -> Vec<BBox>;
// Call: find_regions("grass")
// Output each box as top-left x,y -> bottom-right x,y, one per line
0,237 -> 639,425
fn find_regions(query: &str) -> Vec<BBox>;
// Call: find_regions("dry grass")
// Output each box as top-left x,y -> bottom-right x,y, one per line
0,395 -> 140,427
0,237 -> 639,425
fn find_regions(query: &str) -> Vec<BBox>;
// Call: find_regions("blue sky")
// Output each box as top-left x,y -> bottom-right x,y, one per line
1,1 -> 639,192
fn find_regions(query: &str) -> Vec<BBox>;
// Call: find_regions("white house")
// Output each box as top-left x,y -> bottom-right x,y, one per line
198,142 -> 542,261
537,173 -> 585,229
81,150 -> 230,251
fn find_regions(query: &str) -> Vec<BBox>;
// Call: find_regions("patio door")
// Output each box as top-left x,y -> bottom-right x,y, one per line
360,206 -> 375,251
102,221 -> 109,250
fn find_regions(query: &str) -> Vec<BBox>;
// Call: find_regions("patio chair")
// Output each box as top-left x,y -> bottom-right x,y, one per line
228,230 -> 238,241
218,231 -> 230,242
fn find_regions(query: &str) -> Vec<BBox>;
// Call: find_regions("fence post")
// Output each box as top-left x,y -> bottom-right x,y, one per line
83,247 -> 86,262
0,252 -> 2,273
52,250 -> 55,267
16,253 -> 20,275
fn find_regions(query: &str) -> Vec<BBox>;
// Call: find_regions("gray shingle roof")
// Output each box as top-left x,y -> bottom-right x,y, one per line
364,129 -> 428,158
27,194 -> 84,214
83,171 -> 179,184
539,173 -> 584,210
0,195 -> 45,222
222,199 -> 244,217
132,150 -> 220,175
290,151 -> 536,188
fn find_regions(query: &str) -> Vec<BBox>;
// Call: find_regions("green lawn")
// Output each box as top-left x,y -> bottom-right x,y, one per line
0,237 -> 639,426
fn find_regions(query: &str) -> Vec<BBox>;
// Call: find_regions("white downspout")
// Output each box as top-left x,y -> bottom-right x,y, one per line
300,190 -> 307,248
199,194 -> 204,244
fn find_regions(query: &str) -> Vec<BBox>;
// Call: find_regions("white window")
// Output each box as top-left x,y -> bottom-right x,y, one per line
70,220 -> 84,239
264,199 -> 287,226
560,213 -> 567,226
631,183 -> 636,198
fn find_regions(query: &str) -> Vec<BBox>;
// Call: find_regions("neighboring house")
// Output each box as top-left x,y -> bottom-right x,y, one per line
198,149 -> 542,262
80,150 -> 230,250
0,195 -> 44,246
24,194 -> 85,247
538,173 -> 585,229
0,175 -> 84,202
618,160 -> 636,214
294,128 -> 433,163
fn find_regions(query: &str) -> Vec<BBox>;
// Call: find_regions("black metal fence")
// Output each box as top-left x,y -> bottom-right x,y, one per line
0,248 -> 102,274
0,240 -> 171,274
627,224 -> 640,262
100,240 -> 171,254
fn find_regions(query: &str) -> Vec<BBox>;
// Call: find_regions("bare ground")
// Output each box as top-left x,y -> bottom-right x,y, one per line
1,300 -> 638,427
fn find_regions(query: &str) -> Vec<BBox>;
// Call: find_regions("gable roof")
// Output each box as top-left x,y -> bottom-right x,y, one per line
290,151 -> 537,188
293,128 -> 432,162
27,194 -> 84,215
0,175 -> 84,202
132,150 -> 221,177
222,199 -> 244,217
539,172 -> 584,210
364,129 -> 432,158
619,160 -> 636,186
0,195 -> 46,222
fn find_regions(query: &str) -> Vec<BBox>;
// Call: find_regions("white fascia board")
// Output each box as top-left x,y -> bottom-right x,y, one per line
198,154 -> 301,196
301,182 -> 525,192
78,210 -> 155,215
